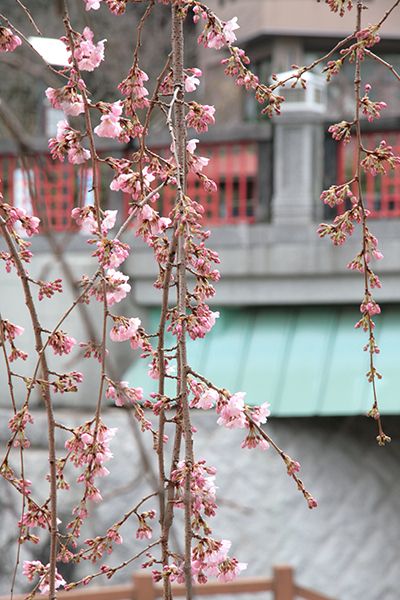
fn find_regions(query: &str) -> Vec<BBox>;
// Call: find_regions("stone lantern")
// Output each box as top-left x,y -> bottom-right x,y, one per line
271,70 -> 328,225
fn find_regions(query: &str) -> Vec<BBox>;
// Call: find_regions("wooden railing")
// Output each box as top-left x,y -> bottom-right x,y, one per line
0,565 -> 339,600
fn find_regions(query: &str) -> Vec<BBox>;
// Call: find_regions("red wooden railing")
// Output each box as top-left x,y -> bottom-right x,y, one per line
0,141 -> 258,231
0,566 -> 339,600
337,130 -> 400,218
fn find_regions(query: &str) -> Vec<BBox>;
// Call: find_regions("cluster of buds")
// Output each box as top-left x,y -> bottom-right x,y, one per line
322,58 -> 343,82
37,278 -> 63,301
136,509 -> 156,540
317,201 -> 364,246
328,121 -> 353,145
360,85 -> 387,123
51,370 -> 83,394
316,0 -> 353,17
8,405 -> 34,449
360,140 -> 400,176
83,524 -> 123,563
79,340 -> 108,362
320,182 -> 355,207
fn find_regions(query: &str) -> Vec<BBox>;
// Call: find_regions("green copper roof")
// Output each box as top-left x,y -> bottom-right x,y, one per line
123,305 -> 400,417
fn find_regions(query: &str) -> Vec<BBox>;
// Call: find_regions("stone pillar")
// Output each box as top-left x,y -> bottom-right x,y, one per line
272,109 -> 326,225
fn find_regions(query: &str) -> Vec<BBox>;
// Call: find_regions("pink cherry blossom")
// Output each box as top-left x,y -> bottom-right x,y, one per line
148,358 -> 175,380
186,103 -> 216,133
71,206 -> 97,233
74,27 -> 106,72
46,87 -> 85,116
185,74 -> 200,92
94,102 -> 123,138
68,144 -> 91,164
136,204 -> 172,242
92,238 -> 130,269
105,269 -> 131,306
223,17 -> 240,44
110,317 -> 141,342
187,139 -> 209,172
22,561 -> 66,595
217,392 -> 247,429
251,401 -> 271,425
197,388 -> 219,410
106,380 -> 143,406
0,27 -> 22,52
101,210 -> 118,234
84,0 -> 102,8
49,331 -> 77,356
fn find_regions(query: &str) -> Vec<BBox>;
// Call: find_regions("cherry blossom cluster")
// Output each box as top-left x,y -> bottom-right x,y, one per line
188,377 -> 271,451
49,120 -> 90,165
22,560 -> 66,596
118,65 -> 149,113
108,161 -> 158,203
65,26 -> 106,72
48,330 -> 77,356
185,102 -> 216,133
136,509 -> 156,540
46,85 -> 85,117
109,316 -> 153,356
1,202 -> 40,237
85,267 -> 131,307
105,377 -> 144,407
191,538 -> 247,584
83,524 -> 123,563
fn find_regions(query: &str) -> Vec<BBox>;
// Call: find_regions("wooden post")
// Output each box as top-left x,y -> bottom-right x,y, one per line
274,565 -> 294,600
133,571 -> 156,600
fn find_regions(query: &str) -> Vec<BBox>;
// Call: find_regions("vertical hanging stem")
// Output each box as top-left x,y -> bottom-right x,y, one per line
171,5 -> 193,600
